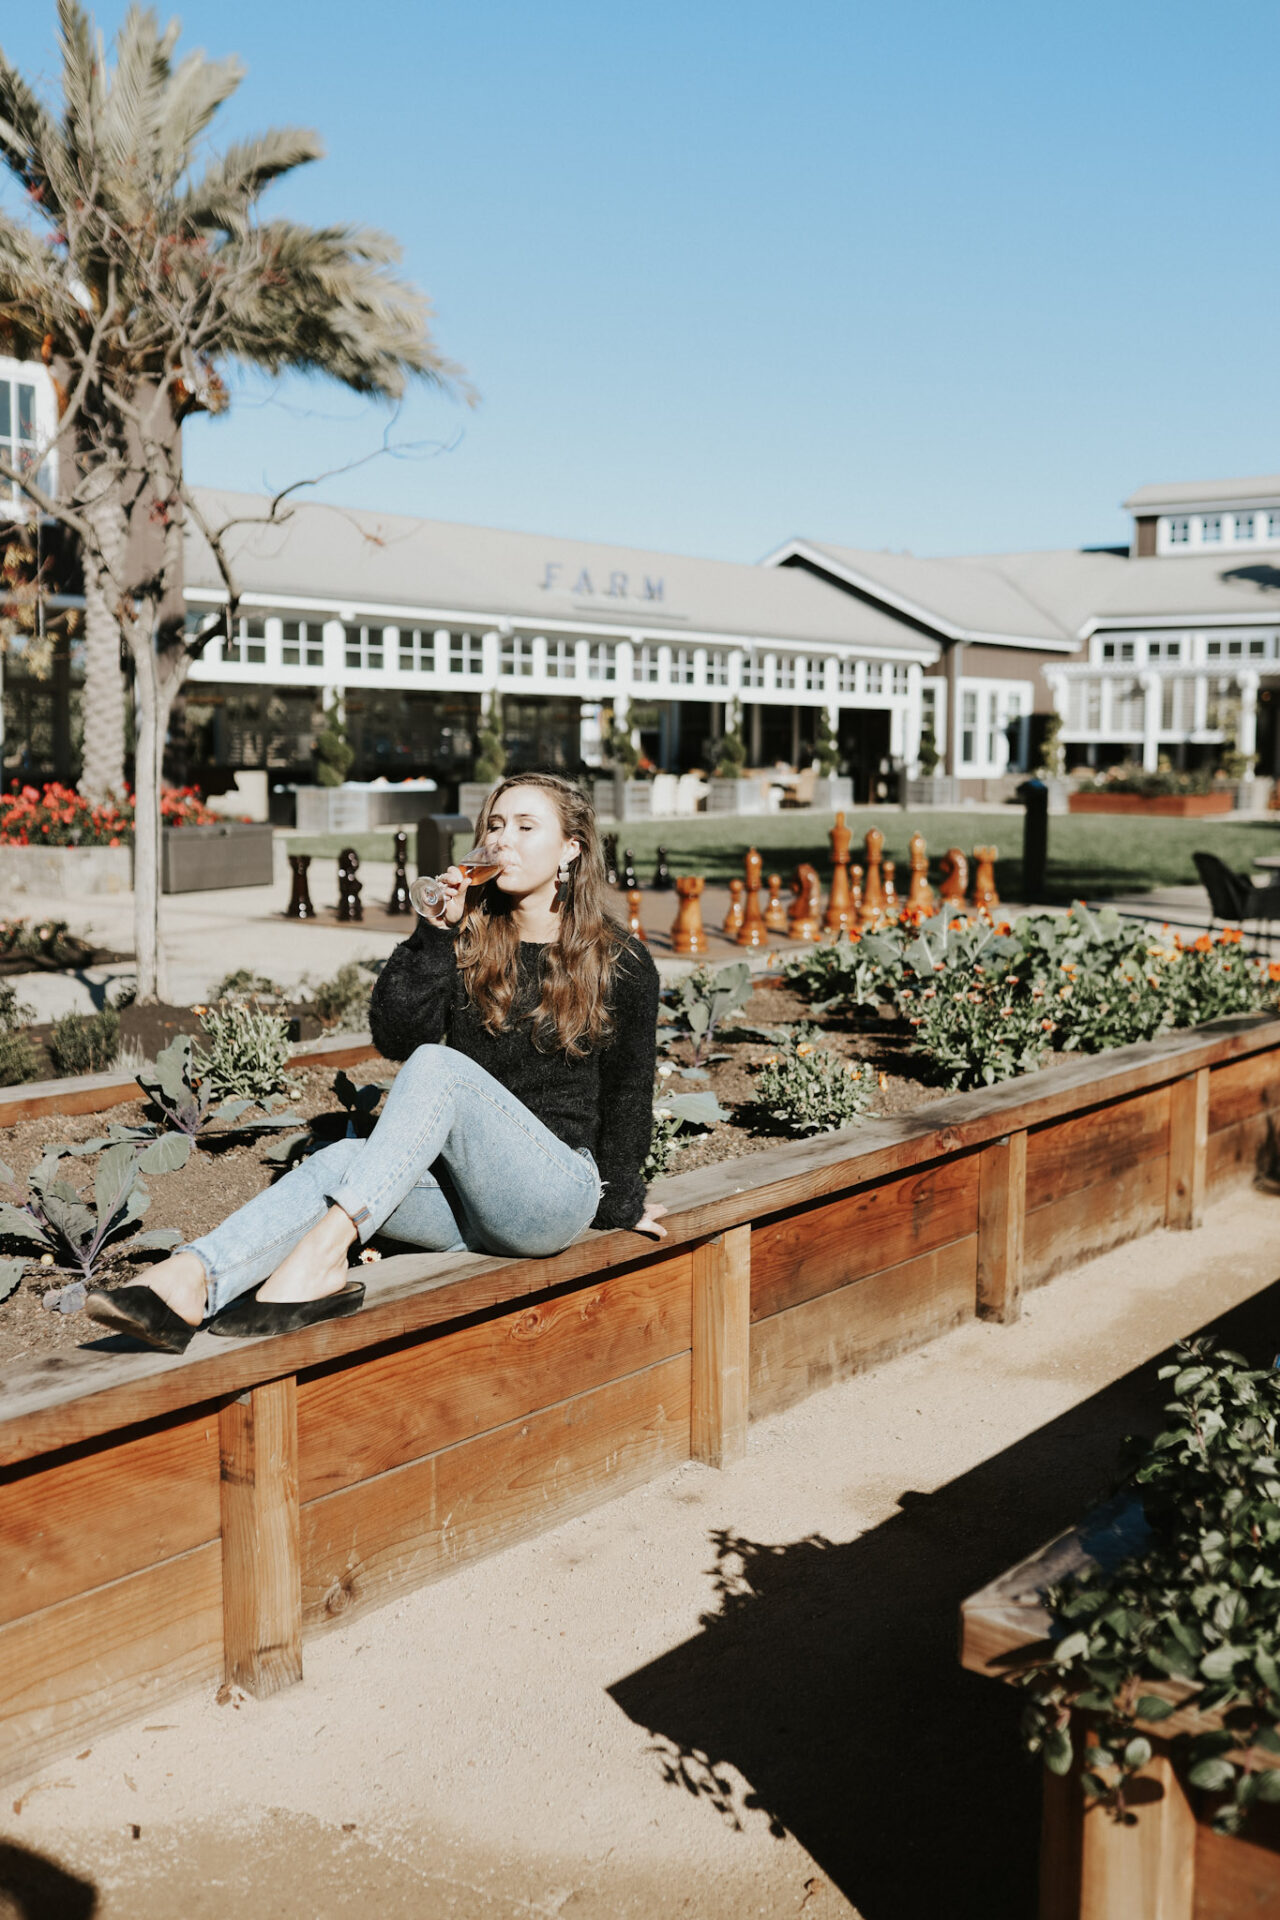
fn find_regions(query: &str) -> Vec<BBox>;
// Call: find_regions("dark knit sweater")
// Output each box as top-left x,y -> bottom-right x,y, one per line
368,920 -> 659,1230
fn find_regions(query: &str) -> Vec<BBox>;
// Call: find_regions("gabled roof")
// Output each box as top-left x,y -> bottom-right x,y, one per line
1123,476 -> 1280,512
185,490 -> 935,656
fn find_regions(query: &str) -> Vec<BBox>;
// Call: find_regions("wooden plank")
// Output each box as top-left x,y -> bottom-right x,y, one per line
749,1154 -> 978,1323
0,1541 -> 222,1788
219,1378 -> 302,1698
1207,1113 -> 1273,1194
1208,1048 -> 1280,1135
1194,1814 -> 1280,1918
749,1238 -> 976,1421
4,1016 -> 1279,1470
1077,1739 -> 1195,1920
1025,1086 -> 1171,1213
1167,1069 -> 1210,1230
977,1130 -> 1027,1324
1040,1758 -> 1085,1920
1024,1158 -> 1167,1289
691,1228 -> 750,1469
300,1354 -> 689,1629
297,1254 -> 692,1501
0,1409 -> 221,1628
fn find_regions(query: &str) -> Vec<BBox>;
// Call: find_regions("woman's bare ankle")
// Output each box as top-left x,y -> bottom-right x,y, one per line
256,1207 -> 357,1305
145,1252 -> 208,1327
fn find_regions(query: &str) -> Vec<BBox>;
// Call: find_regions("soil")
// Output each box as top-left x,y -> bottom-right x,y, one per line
0,985 -> 947,1367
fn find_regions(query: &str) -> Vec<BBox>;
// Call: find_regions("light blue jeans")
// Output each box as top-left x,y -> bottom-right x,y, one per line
183,1044 -> 602,1318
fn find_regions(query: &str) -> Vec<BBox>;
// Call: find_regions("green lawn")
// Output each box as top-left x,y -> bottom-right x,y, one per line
286,807 -> 1280,902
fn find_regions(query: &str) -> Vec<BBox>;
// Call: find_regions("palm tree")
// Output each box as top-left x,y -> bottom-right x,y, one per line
0,2 -> 463,996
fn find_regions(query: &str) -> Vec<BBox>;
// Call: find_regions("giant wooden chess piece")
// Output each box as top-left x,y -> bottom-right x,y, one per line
882,859 -> 898,917
860,827 -> 886,927
652,846 -> 673,891
603,833 -> 620,888
737,848 -> 769,947
622,848 -> 639,891
939,848 -> 968,906
387,830 -> 411,915
788,863 -> 822,941
906,831 -> 934,915
672,875 -> 708,955
849,862 -> 864,928
723,878 -> 745,937
971,846 -> 999,913
824,810 -> 854,934
764,872 -> 788,932
336,847 -> 363,923
625,889 -> 647,943
285,853 -> 316,921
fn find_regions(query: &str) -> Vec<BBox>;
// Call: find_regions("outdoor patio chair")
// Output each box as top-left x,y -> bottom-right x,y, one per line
1193,850 -> 1280,952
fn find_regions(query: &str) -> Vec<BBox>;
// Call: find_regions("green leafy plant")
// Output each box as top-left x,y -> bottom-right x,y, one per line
47,1006 -> 120,1077
473,693 -> 507,784
645,1079 -> 729,1180
306,958 -> 381,1030
0,1143 -> 182,1289
1018,1340 -> 1280,1837
315,695 -> 355,788
0,917 -> 83,966
752,1037 -> 874,1135
78,1034 -> 303,1151
212,967 -> 288,1004
713,726 -> 747,779
261,1069 -> 390,1167
0,982 -> 40,1087
917,721 -> 942,776
197,1003 -> 293,1101
1034,711 -> 1065,778
1076,761 -> 1213,798
813,708 -> 840,778
603,708 -> 641,777
669,961 -> 753,1066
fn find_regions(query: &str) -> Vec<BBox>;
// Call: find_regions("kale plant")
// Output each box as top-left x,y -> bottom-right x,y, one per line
669,961 -> 753,1066
0,1142 -> 182,1289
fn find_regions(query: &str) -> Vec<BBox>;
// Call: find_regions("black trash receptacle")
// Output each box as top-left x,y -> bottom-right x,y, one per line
416,814 -> 473,881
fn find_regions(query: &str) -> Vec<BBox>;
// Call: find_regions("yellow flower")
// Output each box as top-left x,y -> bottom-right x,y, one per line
39,1252 -> 54,1266
796,1043 -> 815,1057
877,1071 -> 888,1089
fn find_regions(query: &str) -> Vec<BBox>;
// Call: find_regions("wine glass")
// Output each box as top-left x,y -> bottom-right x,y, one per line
409,842 -> 503,917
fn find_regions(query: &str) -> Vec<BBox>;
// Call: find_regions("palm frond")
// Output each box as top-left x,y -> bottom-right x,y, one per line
56,0 -> 104,185
153,47 -> 244,178
0,47 -> 69,217
177,128 -> 322,236
96,7 -> 177,218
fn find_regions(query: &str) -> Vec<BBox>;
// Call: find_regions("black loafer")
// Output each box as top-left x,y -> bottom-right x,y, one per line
207,1280 -> 365,1340
84,1285 -> 198,1354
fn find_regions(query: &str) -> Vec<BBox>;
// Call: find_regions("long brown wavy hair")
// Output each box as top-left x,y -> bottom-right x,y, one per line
455,772 -> 626,1058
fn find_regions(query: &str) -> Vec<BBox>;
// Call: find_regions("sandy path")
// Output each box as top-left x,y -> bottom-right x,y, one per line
5,1187 -> 1280,1920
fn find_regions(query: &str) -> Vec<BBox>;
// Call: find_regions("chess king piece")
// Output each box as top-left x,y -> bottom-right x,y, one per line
737,847 -> 769,947
860,827 -> 886,927
652,846 -> 673,891
723,878 -> 745,936
764,872 -> 788,932
672,874 -> 708,955
625,889 -> 647,943
824,810 -> 854,933
971,846 -> 999,913
906,831 -> 934,914
285,853 -> 316,921
387,830 -> 411,915
939,848 -> 969,904
787,863 -> 822,941
337,847 -> 363,923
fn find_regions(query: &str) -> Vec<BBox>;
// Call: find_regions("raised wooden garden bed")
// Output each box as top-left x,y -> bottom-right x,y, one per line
1068,791 -> 1234,818
963,1524 -> 1280,1919
1,1014 -> 1278,1787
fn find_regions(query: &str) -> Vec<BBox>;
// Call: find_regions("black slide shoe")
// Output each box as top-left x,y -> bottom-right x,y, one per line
84,1284 -> 198,1354
207,1280 -> 366,1340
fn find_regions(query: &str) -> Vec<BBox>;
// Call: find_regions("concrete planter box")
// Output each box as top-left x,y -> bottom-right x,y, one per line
591,776 -> 655,822
706,777 -> 767,815
1068,790 -> 1233,817
1236,774 -> 1274,812
809,776 -> 854,811
159,822 -> 275,893
904,774 -> 960,808
0,842 -> 133,897
293,782 -> 440,834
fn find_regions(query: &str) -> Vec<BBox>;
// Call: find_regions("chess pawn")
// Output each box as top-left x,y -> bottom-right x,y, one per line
882,859 -> 898,915
971,846 -> 999,913
285,853 -> 316,921
824,809 -> 854,933
625,889 -> 647,943
622,847 -> 639,891
861,827 -> 885,927
672,874 -> 708,955
387,830 -> 411,914
764,873 -> 788,933
737,847 -> 768,947
787,863 -> 822,941
939,848 -> 969,904
603,833 -> 620,888
652,846 -> 673,891
906,831 -> 934,914
723,878 -> 745,937
337,847 -> 363,923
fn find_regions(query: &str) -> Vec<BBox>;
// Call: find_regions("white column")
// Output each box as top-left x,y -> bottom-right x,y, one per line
1239,670 -> 1259,762
1140,671 -> 1160,771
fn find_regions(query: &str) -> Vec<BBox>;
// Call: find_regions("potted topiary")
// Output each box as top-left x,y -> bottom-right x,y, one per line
809,709 -> 854,811
904,720 -> 959,807
706,710 -> 764,814
459,693 -> 506,826
1033,711 -> 1073,815
593,710 -> 653,822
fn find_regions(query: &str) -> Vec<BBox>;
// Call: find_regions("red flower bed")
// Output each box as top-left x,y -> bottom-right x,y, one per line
0,783 -> 227,847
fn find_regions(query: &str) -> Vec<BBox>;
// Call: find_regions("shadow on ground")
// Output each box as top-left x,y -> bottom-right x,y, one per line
0,1839 -> 97,1919
609,1276 -> 1280,1920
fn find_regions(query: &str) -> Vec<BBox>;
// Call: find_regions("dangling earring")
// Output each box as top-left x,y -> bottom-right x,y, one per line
555,857 -> 571,908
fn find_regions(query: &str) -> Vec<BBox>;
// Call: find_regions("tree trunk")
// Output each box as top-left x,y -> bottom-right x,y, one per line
131,636 -> 166,1002
76,475 -> 128,799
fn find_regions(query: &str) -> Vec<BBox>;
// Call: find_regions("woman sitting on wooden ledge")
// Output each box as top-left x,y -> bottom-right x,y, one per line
86,773 -> 664,1353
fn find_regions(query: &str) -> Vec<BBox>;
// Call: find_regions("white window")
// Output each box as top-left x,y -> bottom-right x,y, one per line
1235,512 -> 1255,540
741,653 -> 764,688
961,690 -> 978,763
545,637 -> 575,679
892,663 -> 909,694
1100,639 -> 1136,662
804,657 -> 824,693
1168,516 -> 1190,544
776,655 -> 796,690
1161,676 -> 1196,732
501,635 -> 534,677
283,619 -> 324,668
0,377 -> 42,501
671,647 -> 696,686
397,627 -> 434,672
586,641 -> 616,682
838,657 -> 860,694
224,615 -> 267,666
866,662 -> 883,695
1227,638 -> 1244,656
1148,638 -> 1182,660
449,630 -> 484,675
705,649 -> 729,687
1202,514 -> 1223,543
636,644 -> 660,684
344,623 -> 384,670
1269,512 -> 1280,541
1086,680 -> 1102,730
1249,636 -> 1269,656
1206,638 -> 1223,658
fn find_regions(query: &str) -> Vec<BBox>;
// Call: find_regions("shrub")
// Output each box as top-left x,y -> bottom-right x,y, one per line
307,958 -> 381,1030
813,707 -> 840,778
753,1040 -> 875,1135
0,983 -> 40,1087
0,781 -> 222,846
473,694 -> 507,784
315,696 -> 355,787
197,1002 -> 293,1100
1075,761 -> 1213,797
47,1006 -> 120,1077
212,967 -> 287,1004
0,916 -> 81,965
713,726 -> 747,778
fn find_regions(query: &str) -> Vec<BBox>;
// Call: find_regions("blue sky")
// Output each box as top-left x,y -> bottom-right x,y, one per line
2,2 -> 1277,561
